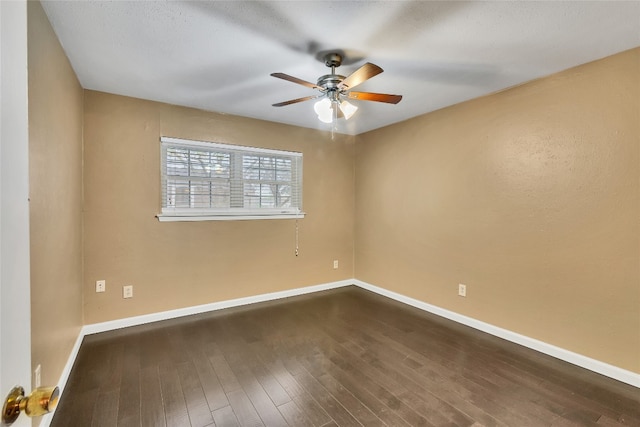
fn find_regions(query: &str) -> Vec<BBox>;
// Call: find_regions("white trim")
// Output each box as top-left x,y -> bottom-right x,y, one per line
353,279 -> 640,388
82,279 -> 353,335
161,136 -> 302,157
160,207 -> 303,216
157,213 -> 305,222
39,330 -> 85,427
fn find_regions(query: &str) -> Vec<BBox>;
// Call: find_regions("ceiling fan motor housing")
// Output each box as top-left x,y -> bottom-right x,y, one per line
317,74 -> 345,90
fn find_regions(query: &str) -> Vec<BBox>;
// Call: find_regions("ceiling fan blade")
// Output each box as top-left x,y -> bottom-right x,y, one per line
271,73 -> 320,90
338,62 -> 383,90
347,91 -> 403,104
272,95 -> 322,107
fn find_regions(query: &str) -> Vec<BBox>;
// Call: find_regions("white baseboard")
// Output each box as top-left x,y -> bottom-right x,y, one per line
354,279 -> 640,388
82,279 -> 354,335
44,277 -> 638,427
40,328 -> 85,427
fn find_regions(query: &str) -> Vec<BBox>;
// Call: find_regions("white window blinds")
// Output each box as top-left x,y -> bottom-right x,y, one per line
158,137 -> 304,221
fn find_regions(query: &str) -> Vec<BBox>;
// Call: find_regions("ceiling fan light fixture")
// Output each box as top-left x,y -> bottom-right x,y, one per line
271,52 -> 401,125
314,98 -> 334,123
339,100 -> 358,120
313,97 -> 331,115
317,112 -> 333,123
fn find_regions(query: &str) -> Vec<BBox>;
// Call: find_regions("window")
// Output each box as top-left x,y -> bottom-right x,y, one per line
158,137 -> 303,221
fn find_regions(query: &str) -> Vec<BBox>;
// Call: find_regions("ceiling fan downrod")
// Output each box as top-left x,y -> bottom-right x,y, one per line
324,52 -> 342,73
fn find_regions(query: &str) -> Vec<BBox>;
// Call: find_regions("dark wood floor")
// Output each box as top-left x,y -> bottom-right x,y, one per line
51,286 -> 639,427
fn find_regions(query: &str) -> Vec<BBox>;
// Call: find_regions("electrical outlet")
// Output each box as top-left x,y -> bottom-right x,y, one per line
123,285 -> 133,299
34,364 -> 41,388
458,284 -> 467,297
96,280 -> 106,293
333,260 -> 339,269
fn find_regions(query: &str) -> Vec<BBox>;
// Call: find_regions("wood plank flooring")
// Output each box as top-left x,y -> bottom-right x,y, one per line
50,286 -> 640,426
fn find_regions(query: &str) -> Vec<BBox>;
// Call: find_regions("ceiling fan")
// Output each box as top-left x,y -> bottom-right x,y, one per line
271,52 -> 402,123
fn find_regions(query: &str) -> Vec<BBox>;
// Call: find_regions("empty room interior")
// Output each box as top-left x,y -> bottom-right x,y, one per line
7,1 -> 640,426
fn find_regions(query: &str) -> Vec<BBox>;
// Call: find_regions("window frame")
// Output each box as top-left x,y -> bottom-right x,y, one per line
157,137 -> 304,222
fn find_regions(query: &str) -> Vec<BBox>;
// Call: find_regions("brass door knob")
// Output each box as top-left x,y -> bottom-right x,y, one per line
2,385 -> 59,425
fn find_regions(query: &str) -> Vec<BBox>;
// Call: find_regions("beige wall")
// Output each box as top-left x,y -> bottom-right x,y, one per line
355,48 -> 640,373
28,0 -> 84,396
82,91 -> 355,324
27,1 -> 639,384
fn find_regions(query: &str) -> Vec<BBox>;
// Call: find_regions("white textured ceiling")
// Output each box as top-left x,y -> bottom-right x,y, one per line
41,1 -> 640,135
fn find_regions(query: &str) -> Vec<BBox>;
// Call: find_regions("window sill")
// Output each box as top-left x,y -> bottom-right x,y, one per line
156,213 -> 305,222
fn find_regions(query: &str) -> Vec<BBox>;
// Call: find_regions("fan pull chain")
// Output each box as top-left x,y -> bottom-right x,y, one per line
331,101 -> 338,140
295,219 -> 299,257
